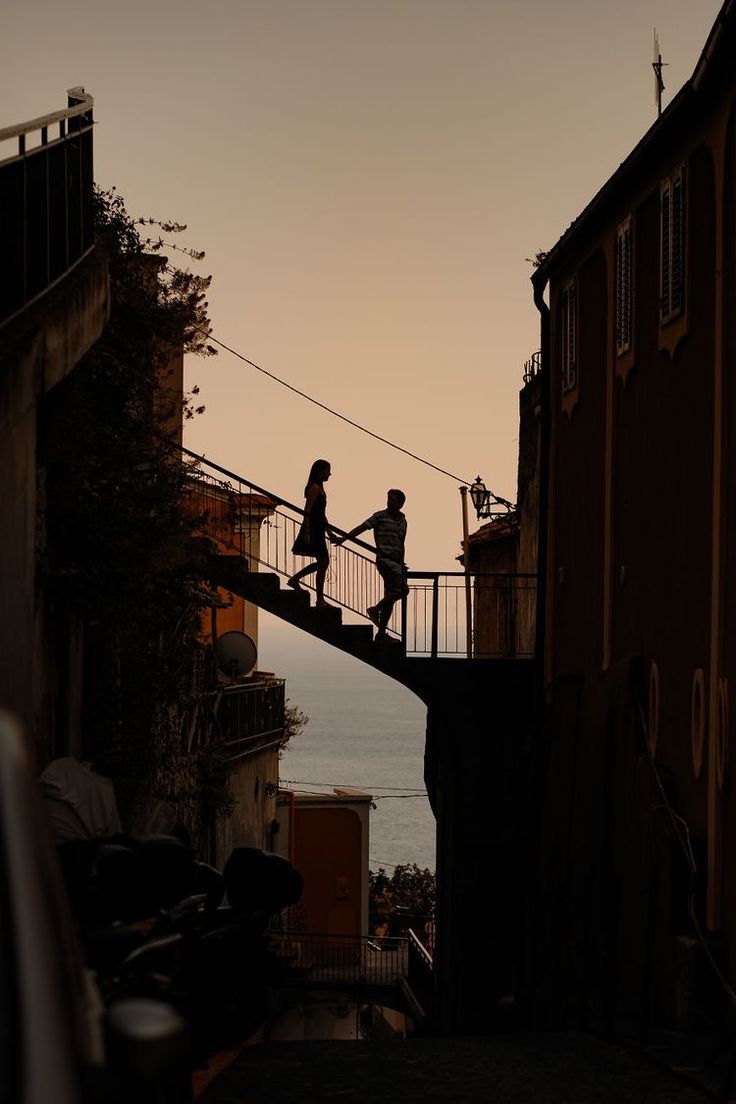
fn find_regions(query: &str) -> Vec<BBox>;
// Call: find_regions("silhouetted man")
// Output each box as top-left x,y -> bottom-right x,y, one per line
338,489 -> 408,639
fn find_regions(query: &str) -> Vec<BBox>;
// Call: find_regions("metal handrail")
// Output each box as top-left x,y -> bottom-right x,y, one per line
269,929 -> 409,989
181,445 -> 405,638
523,349 -> 542,384
176,440 -> 376,554
0,88 -> 95,327
0,87 -> 94,153
170,441 -> 537,657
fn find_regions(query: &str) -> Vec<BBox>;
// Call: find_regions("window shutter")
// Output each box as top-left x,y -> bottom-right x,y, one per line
561,279 -> 577,393
616,217 -> 632,355
660,167 -> 684,323
670,172 -> 683,316
661,182 -> 671,321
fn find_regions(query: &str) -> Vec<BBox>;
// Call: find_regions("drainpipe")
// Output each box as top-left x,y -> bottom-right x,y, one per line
288,789 -> 296,864
523,267 -> 552,1020
532,271 -> 551,694
460,485 -> 473,658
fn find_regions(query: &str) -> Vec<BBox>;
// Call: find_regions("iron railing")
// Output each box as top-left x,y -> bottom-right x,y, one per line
0,88 -> 95,327
523,350 -> 542,384
211,679 -> 285,756
269,930 -> 408,990
176,443 -> 536,658
405,572 -> 536,658
183,445 -> 402,637
406,928 -> 434,1022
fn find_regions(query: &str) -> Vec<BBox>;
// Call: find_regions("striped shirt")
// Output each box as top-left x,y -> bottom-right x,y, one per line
362,509 -> 407,565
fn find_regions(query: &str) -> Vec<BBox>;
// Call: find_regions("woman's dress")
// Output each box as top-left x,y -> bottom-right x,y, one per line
293,486 -> 328,559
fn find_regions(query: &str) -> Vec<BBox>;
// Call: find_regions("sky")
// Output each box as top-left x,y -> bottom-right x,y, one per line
2,0 -> 723,576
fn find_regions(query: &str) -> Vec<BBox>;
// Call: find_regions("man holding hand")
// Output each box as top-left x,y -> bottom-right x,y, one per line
338,489 -> 408,639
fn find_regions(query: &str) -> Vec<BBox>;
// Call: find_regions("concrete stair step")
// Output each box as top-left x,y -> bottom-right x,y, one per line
268,589 -> 312,616
338,624 -> 375,650
205,552 -> 415,685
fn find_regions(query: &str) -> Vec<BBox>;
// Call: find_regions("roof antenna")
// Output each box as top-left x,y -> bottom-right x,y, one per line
653,28 -> 668,117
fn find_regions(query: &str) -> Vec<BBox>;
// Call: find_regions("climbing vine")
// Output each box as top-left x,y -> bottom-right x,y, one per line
40,186 -> 227,842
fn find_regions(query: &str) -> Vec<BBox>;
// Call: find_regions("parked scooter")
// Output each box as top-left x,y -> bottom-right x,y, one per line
56,835 -> 304,1063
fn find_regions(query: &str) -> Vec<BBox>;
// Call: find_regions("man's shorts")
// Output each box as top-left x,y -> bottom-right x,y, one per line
376,557 -> 408,595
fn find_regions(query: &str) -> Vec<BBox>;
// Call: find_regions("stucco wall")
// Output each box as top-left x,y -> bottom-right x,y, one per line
214,744 -> 280,867
0,248 -> 109,759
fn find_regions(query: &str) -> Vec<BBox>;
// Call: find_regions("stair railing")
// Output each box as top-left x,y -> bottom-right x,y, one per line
169,441 -> 537,658
177,442 -> 403,638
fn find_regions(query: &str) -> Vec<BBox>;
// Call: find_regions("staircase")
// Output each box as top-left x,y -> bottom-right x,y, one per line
208,553 -> 423,692
178,443 -> 534,700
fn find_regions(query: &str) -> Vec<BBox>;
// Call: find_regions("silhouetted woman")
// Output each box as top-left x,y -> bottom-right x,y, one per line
288,459 -> 333,607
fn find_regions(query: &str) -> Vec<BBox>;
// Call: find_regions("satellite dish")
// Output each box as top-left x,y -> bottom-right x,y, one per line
216,631 -> 257,680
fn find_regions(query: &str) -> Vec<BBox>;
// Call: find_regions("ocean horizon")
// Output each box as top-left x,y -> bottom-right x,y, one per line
258,612 -> 435,873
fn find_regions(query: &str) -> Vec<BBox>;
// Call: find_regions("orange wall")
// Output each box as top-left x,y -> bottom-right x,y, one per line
293,806 -> 363,937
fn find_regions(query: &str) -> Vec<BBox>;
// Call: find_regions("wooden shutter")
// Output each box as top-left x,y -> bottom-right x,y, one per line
616,217 -> 632,355
660,167 -> 684,323
561,279 -> 577,393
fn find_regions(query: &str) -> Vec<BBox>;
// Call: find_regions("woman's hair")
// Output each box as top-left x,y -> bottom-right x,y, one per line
305,459 -> 330,496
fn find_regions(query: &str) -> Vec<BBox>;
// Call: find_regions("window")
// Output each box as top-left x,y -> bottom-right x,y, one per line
615,217 -> 633,355
660,167 -> 685,324
561,278 -> 577,394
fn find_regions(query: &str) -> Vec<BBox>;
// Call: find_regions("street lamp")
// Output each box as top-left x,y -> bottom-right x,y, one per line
468,476 -> 513,520
469,477 -> 490,519
460,478 -> 515,659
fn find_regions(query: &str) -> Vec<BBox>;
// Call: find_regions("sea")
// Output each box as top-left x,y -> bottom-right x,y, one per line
258,613 -> 435,874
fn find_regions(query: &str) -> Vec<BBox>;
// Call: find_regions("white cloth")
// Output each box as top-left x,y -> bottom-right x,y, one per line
39,757 -> 122,842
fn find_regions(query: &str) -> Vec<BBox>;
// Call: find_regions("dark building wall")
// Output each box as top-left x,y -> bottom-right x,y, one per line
0,248 -> 108,762
424,658 -> 535,1034
610,146 -> 716,841
721,106 -> 736,980
549,249 -> 608,676
534,33 -> 736,1024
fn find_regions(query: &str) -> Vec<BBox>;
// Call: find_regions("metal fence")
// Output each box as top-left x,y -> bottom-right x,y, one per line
211,679 -> 285,754
178,444 -> 536,658
0,88 -> 95,327
404,572 -> 536,658
406,928 -> 435,1022
269,930 -> 409,990
523,349 -> 542,384
183,447 -> 401,635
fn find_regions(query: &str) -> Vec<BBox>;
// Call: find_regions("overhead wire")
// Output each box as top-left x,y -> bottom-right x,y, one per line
195,328 -> 515,510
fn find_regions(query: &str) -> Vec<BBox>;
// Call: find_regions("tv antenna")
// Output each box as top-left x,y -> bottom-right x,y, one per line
652,29 -> 668,117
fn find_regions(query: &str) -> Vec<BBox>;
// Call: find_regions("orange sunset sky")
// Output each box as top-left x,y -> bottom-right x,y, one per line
2,0 -> 722,571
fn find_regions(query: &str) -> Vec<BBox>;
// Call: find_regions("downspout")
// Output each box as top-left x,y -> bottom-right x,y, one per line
532,270 -> 551,694
521,267 -> 552,1022
288,789 -> 296,864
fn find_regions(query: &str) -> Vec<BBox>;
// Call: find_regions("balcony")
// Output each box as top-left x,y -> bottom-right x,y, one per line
404,572 -> 536,659
210,678 -> 286,760
523,350 -> 541,384
0,88 -> 95,327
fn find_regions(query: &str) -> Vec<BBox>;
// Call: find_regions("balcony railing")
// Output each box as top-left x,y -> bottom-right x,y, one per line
209,679 -> 285,759
523,350 -> 541,384
270,930 -> 409,990
0,87 -> 95,327
405,572 -> 536,658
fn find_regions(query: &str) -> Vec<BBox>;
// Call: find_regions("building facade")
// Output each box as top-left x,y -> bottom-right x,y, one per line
530,0 -> 736,1029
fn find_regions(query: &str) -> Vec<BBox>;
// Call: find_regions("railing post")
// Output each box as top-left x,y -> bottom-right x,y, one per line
431,576 -> 439,659
460,485 -> 473,659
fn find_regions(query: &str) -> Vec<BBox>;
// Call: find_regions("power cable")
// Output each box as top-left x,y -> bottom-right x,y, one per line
196,328 -> 515,510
